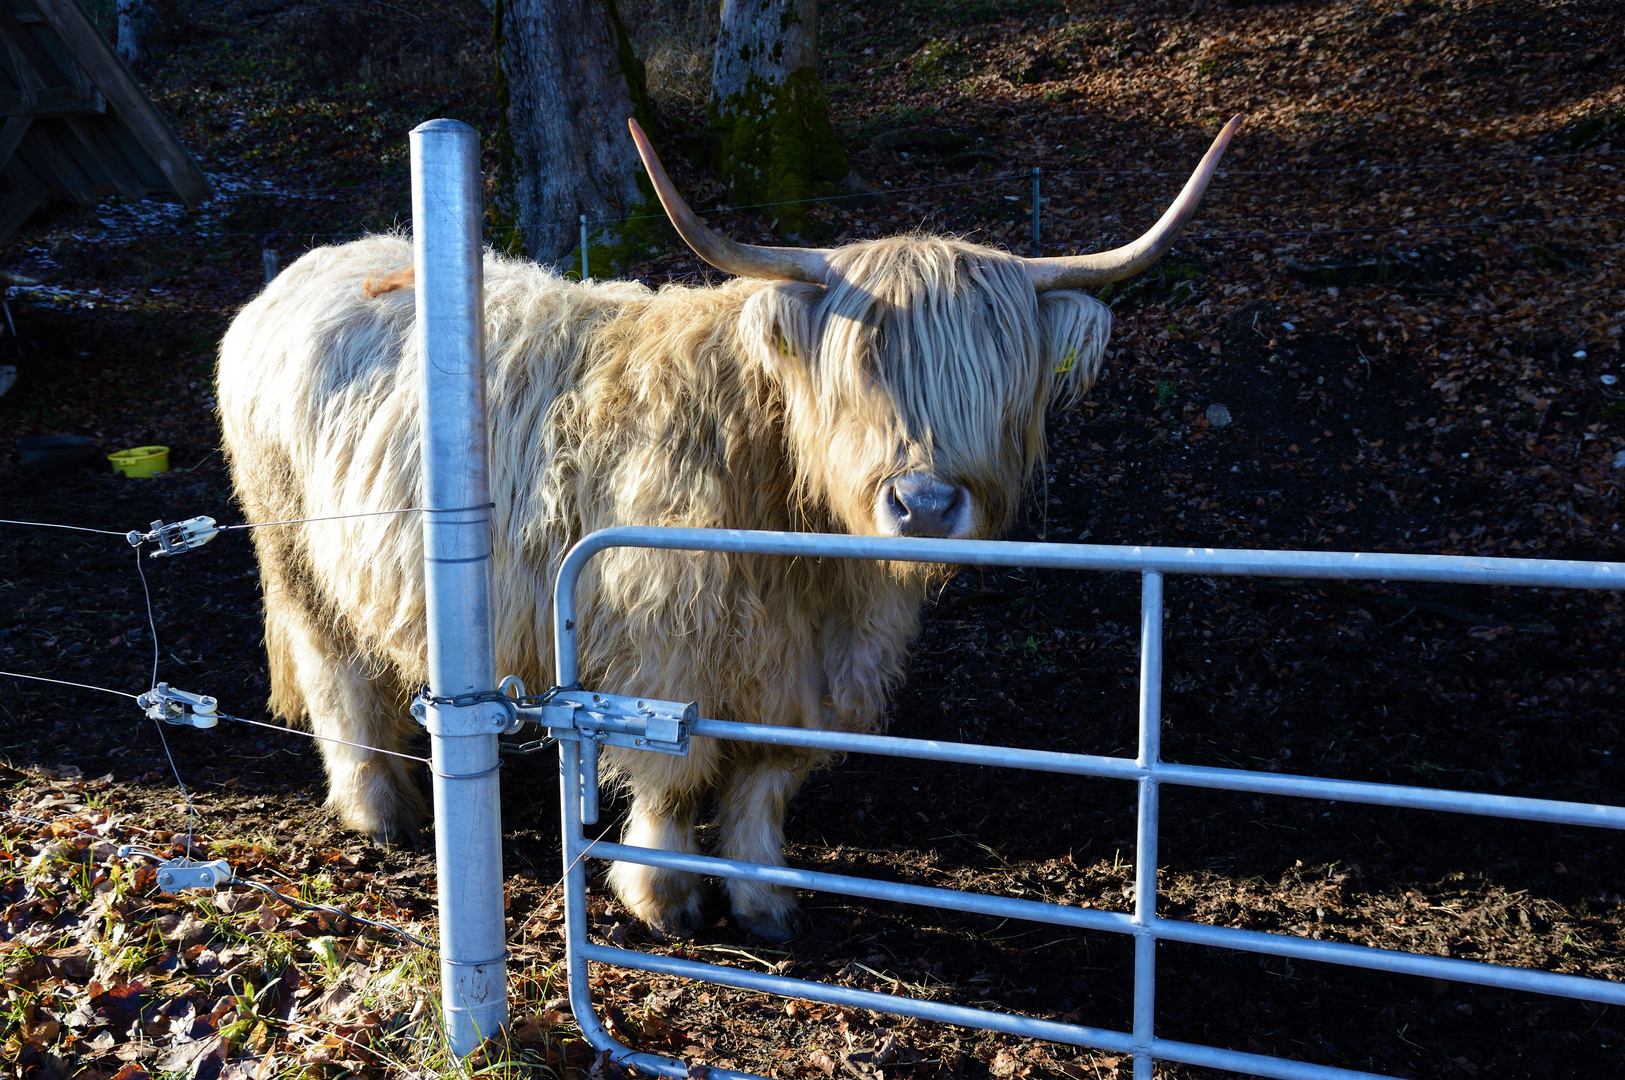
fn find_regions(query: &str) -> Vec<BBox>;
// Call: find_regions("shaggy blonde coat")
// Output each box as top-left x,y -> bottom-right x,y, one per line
217,232 -> 1110,939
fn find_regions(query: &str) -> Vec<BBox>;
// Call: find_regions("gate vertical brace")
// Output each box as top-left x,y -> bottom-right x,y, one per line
411,118 -> 509,1055
1132,570 -> 1164,1080
554,556 -> 603,1049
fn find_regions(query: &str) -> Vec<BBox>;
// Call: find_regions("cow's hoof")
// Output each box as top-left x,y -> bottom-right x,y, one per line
368,822 -> 425,851
646,903 -> 707,941
734,904 -> 809,943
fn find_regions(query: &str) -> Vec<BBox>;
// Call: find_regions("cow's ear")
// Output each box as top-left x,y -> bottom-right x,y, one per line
1037,290 -> 1112,406
740,281 -> 822,380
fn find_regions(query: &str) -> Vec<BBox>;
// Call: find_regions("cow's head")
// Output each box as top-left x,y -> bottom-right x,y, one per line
629,118 -> 1238,542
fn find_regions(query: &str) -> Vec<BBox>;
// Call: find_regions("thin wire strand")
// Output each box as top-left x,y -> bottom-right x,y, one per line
221,503 -> 492,530
223,507 -> 424,530
53,145 -> 1625,246
0,518 -> 128,536
150,716 -> 197,860
0,670 -> 140,698
164,143 -> 1625,204
217,712 -> 432,764
227,877 -> 434,948
131,542 -> 197,858
135,546 -> 159,691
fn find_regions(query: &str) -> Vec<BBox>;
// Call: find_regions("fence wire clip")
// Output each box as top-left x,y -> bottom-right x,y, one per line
127,517 -> 220,558
137,683 -> 219,729
153,858 -> 233,893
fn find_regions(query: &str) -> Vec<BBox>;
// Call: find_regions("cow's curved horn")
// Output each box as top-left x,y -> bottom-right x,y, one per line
1024,115 -> 1242,291
629,118 -> 830,284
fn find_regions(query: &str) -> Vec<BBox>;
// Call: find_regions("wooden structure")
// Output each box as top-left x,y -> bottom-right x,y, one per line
0,0 -> 209,245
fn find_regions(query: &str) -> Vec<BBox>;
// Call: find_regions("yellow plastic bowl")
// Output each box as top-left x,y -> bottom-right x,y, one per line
108,445 -> 170,478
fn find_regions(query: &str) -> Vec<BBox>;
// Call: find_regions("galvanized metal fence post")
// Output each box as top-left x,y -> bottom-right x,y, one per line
580,214 -> 589,280
411,118 -> 509,1055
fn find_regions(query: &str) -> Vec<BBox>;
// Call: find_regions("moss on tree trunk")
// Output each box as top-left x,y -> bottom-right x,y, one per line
708,0 -> 852,239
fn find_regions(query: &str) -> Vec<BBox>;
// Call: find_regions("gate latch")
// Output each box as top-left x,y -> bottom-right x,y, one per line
507,684 -> 698,826
504,682 -> 696,756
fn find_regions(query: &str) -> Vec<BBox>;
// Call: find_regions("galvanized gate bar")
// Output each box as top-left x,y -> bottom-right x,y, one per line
685,718 -> 1142,778
576,945 -> 1389,1080
550,527 -> 1625,1080
551,527 -> 1625,605
1150,917 -> 1625,1006
575,839 -> 1625,1006
683,720 -> 1625,829
581,838 -> 1135,934
1132,570 -> 1163,1080
578,942 -> 1138,1054
1154,762 -> 1625,828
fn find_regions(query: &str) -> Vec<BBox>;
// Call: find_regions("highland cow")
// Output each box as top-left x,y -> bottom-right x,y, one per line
216,118 -> 1237,940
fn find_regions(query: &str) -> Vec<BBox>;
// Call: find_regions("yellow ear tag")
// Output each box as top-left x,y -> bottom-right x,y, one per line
1054,346 -> 1077,375
779,337 -> 792,358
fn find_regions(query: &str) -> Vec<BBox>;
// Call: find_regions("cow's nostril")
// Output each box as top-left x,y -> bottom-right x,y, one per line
884,474 -> 965,537
886,483 -> 907,518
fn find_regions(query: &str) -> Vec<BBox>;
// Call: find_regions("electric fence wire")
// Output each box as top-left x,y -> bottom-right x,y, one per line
0,805 -> 434,949
0,670 -> 139,698
48,145 -> 1625,247
150,143 -> 1625,212
0,518 -> 129,536
125,538 -> 208,869
30,207 -> 1625,296
0,504 -> 463,538
0,672 -> 432,761
214,711 -> 431,765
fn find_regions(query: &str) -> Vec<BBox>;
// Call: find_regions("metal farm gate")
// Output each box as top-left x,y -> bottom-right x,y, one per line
520,527 -> 1625,1080
389,121 -> 1625,1079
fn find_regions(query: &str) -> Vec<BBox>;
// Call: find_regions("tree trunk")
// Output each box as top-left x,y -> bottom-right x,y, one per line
495,0 -> 659,267
708,0 -> 861,239
116,0 -> 154,67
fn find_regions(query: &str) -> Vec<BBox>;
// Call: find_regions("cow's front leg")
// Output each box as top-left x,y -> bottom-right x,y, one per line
606,785 -> 705,938
716,755 -> 813,942
275,605 -> 424,846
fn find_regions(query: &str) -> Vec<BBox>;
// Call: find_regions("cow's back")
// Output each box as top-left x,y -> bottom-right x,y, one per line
216,234 -> 649,688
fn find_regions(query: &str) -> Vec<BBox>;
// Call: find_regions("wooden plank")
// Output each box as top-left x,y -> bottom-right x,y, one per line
28,0 -> 210,206
0,156 -> 49,245
0,84 -> 101,116
0,30 -> 44,103
0,0 -> 68,95
65,114 -> 142,200
18,120 -> 96,204
0,116 -> 30,170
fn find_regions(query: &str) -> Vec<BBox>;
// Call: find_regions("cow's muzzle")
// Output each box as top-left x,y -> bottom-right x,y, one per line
877,474 -> 971,538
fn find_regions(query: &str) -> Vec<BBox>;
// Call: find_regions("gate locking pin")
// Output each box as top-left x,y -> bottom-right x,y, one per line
127,517 -> 220,558
136,683 -> 219,729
